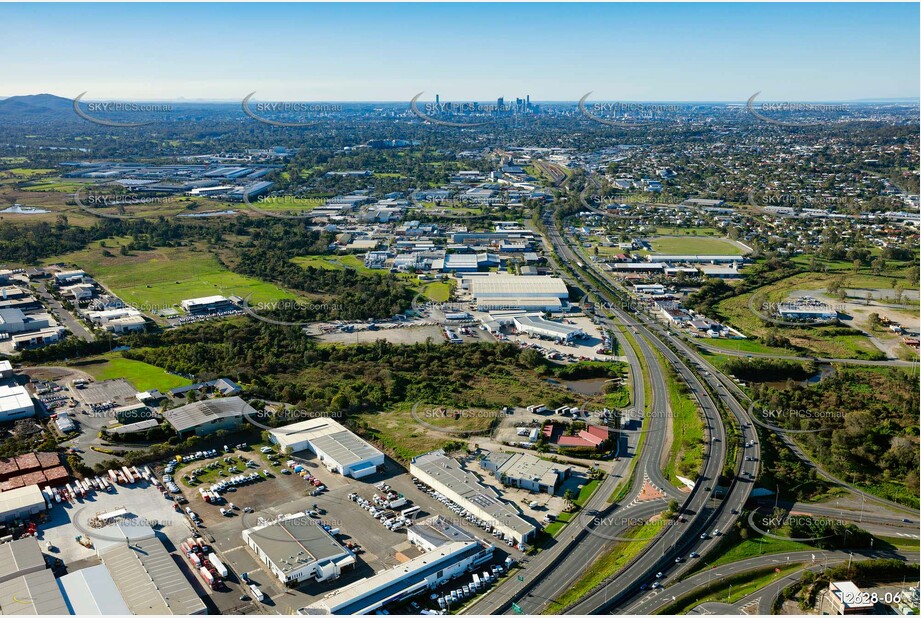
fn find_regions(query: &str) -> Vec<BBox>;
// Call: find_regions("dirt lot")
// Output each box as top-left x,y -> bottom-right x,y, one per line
315,322 -> 494,346
791,289 -> 920,358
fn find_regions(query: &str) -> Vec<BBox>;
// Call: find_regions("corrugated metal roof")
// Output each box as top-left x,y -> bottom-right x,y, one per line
0,570 -> 69,615
0,538 -> 45,583
101,538 -> 206,615
243,513 -> 350,576
270,418 -> 383,467
58,564 -> 131,615
162,396 -> 253,433
0,485 -> 46,522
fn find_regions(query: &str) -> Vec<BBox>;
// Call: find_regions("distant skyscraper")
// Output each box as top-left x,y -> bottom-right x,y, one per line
435,94 -> 440,107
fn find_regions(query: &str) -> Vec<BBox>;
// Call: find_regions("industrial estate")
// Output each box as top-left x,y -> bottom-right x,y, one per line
0,3 -> 918,617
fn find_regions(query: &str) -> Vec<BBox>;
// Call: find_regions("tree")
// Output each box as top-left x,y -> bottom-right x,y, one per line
867,313 -> 880,329
563,489 -> 576,510
871,257 -> 886,276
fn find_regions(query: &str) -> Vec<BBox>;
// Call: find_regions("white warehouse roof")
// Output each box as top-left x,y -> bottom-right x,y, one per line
471,275 -> 568,299
270,417 -> 383,468
58,565 -> 131,615
0,384 -> 33,415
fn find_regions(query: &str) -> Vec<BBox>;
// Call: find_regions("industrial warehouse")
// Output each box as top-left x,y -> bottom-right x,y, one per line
300,517 -> 494,615
467,275 -> 569,312
479,451 -> 571,494
162,396 -> 255,437
410,450 -> 537,545
243,513 -> 355,585
269,418 -> 385,478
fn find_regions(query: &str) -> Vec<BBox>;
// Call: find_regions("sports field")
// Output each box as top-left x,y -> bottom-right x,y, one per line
647,235 -> 745,255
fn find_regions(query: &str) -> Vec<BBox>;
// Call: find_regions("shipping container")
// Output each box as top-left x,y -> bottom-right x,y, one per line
207,553 -> 229,577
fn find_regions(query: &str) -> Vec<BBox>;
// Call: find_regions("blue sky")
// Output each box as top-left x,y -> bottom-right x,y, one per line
1,3 -> 918,102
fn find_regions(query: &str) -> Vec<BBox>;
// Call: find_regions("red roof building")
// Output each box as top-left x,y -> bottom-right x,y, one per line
15,453 -> 41,473
0,457 -> 18,480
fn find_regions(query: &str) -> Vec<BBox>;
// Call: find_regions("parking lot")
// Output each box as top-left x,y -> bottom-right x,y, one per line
174,445 -> 518,614
39,480 -> 195,569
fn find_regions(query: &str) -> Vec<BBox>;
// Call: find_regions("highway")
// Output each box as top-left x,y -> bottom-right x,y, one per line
578,173 -> 917,520
464,205 -> 674,615
470,175 -> 914,614
541,205 -> 760,613
505,306 -> 684,615
626,549 -> 920,614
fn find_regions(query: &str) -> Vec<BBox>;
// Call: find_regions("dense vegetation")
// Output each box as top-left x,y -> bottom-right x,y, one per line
121,320 -> 574,413
723,357 -> 814,382
751,367 -> 919,504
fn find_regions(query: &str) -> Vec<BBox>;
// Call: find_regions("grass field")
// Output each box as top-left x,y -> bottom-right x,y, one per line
79,354 -> 192,392
291,254 -> 374,273
706,535 -> 815,569
248,196 -> 327,213
654,226 -> 721,236
661,360 -> 704,488
545,521 -> 658,613
0,168 -> 56,179
47,239 -> 296,312
20,178 -> 89,192
661,565 -> 803,613
420,281 -> 453,302
647,236 -> 745,255
700,337 -> 797,356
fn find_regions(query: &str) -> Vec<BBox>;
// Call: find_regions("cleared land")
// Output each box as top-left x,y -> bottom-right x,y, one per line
292,254 -> 373,272
46,238 -> 296,312
78,354 -> 192,392
717,272 -> 909,360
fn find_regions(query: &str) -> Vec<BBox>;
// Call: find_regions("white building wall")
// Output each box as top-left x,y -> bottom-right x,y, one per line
410,464 -> 533,543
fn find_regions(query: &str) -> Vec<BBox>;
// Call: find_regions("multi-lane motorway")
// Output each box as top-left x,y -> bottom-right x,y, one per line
542,207 -> 763,613
466,180 -> 916,615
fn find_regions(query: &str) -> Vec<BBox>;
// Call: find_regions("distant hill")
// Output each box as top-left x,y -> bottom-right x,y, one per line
0,93 -> 74,118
